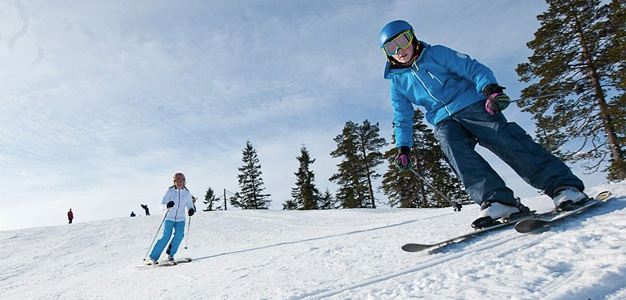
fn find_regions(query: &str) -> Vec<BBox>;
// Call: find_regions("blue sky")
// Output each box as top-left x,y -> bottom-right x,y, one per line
0,0 -> 607,230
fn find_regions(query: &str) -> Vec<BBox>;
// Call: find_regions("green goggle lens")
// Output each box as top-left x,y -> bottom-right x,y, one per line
382,31 -> 413,56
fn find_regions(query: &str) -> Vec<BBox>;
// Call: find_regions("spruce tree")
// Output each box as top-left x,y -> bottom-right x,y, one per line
318,189 -> 337,209
330,120 -> 386,208
230,141 -> 271,209
330,121 -> 362,208
605,0 -> 626,180
382,110 -> 470,208
516,0 -> 625,180
285,146 -> 321,210
357,120 -> 387,208
282,199 -> 298,210
203,187 -> 220,211
382,146 -> 422,208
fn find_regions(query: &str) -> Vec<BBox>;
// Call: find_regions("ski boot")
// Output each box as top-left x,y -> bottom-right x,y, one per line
472,198 -> 530,229
553,186 -> 588,211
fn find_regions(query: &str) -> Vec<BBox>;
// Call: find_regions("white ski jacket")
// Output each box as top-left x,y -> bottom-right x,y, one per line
161,186 -> 195,222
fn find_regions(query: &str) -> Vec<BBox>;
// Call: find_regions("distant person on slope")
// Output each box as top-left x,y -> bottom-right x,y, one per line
141,204 -> 150,216
378,20 -> 587,228
67,209 -> 74,224
148,173 -> 196,264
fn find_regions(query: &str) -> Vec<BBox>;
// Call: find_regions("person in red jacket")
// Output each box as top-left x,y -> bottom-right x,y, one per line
67,209 -> 74,224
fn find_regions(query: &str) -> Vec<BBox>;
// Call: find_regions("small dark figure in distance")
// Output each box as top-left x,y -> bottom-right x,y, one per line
141,204 -> 150,216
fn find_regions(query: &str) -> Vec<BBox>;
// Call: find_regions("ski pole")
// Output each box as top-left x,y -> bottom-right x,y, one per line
510,91 -> 568,103
184,215 -> 191,249
143,209 -> 169,261
509,83 -> 584,103
409,168 -> 456,206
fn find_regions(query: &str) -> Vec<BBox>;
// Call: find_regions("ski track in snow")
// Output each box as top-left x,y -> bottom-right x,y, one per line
191,210 -> 455,262
0,184 -> 624,299
310,195 -> 626,300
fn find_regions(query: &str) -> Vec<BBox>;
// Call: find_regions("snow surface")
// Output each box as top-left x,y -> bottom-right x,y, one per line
1,182 -> 625,300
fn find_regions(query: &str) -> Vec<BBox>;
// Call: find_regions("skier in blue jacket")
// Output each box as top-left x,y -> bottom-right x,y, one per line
379,20 -> 587,228
148,172 -> 196,264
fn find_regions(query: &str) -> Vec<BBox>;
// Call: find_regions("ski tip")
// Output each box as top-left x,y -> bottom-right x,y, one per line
401,243 -> 431,252
515,219 -> 548,233
595,191 -> 611,201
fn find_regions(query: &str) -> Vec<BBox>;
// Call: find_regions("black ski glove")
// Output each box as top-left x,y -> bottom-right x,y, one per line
188,208 -> 195,216
166,201 -> 175,208
483,84 -> 511,114
394,146 -> 412,171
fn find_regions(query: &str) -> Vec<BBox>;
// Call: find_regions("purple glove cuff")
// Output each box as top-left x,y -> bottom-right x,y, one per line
485,92 -> 504,115
396,154 -> 409,167
489,92 -> 503,99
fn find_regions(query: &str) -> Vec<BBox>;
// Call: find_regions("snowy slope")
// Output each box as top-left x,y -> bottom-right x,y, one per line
1,182 -> 625,300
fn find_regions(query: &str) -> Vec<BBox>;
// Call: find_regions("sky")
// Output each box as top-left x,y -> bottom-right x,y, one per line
0,0 -> 609,231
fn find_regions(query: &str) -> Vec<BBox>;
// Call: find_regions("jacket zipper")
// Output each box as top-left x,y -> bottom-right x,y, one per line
411,63 -> 452,116
175,189 -> 180,221
427,70 -> 444,86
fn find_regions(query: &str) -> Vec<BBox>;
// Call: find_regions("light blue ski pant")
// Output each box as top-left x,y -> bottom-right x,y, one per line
433,100 -> 584,206
150,220 -> 185,260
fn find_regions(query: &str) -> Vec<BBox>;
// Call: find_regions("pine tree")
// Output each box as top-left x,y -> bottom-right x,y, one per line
605,0 -> 626,180
203,187 -> 222,211
230,141 -> 271,209
357,120 -> 387,208
516,0 -> 626,180
285,146 -> 321,210
330,121 -> 362,208
382,146 -> 422,208
318,189 -> 338,209
382,110 -> 470,208
282,199 -> 298,210
330,120 -> 386,208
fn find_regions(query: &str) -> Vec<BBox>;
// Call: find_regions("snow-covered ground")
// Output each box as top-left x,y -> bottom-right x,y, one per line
1,182 -> 625,300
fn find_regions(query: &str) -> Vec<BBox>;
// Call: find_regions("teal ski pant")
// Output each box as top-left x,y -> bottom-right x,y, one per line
433,100 -> 584,206
150,220 -> 185,260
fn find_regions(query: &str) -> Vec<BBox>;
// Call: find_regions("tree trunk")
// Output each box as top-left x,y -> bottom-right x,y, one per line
360,140 -> 377,208
576,18 -> 626,179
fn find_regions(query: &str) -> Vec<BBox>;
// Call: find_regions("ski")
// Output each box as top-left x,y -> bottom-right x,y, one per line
400,191 -> 606,253
515,191 -> 612,233
401,221 -> 512,252
401,211 -> 540,253
162,257 -> 193,266
142,257 -> 193,267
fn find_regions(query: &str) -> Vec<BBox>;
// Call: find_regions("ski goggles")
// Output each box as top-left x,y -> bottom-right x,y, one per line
381,30 -> 414,56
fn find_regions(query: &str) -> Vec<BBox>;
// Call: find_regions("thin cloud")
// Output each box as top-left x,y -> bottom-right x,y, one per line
0,0 -> 602,231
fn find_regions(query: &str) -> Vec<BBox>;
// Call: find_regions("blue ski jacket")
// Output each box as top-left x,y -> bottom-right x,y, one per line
384,41 -> 499,148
